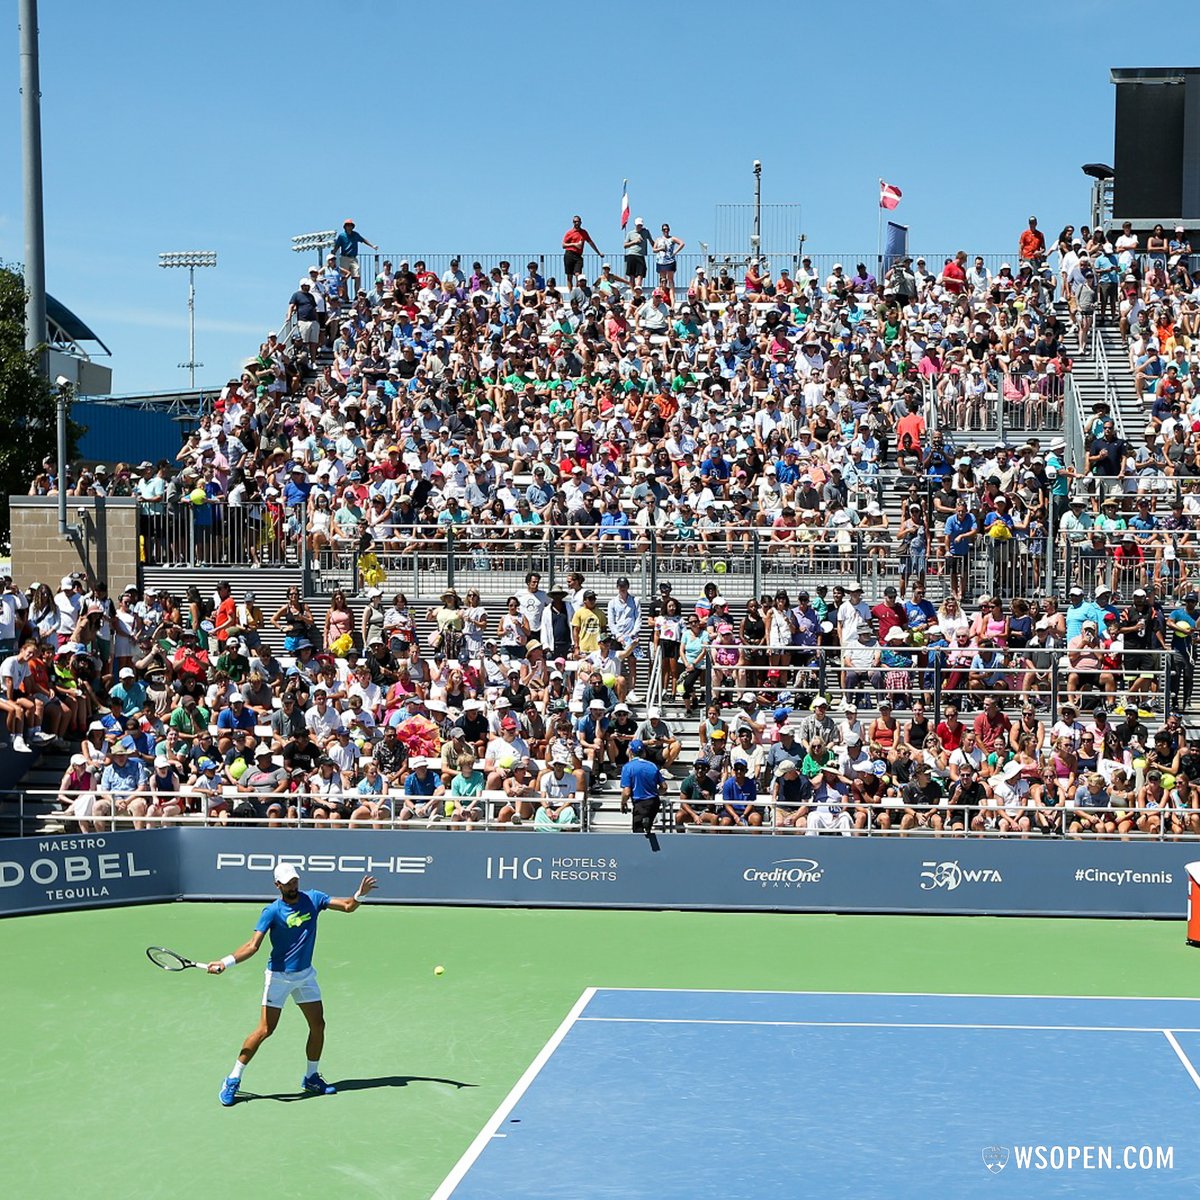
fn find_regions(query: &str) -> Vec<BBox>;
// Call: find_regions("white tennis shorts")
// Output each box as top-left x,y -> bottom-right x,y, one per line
262,966 -> 321,1009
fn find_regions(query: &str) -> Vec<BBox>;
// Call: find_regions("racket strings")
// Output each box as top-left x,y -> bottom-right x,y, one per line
147,947 -> 188,971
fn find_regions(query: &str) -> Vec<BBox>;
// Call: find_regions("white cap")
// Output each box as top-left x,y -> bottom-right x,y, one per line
70,753 -> 86,767
118,667 -> 135,679
273,863 -> 300,885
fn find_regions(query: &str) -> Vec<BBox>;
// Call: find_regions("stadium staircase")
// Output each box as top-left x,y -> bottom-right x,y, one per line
1093,322 -> 1146,444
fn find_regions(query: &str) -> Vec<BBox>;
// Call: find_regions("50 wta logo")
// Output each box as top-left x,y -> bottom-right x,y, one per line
920,861 -> 1004,891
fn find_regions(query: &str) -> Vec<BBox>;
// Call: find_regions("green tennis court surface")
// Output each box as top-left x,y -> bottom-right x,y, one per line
1,904 -> 1196,1199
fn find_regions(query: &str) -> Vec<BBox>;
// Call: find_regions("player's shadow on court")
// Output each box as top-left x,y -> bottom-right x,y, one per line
235,1076 -> 477,1103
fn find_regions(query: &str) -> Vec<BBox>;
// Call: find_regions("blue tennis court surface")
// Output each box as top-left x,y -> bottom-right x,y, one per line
435,988 -> 1200,1198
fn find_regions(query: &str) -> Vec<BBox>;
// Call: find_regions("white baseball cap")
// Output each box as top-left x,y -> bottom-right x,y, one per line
273,863 -> 300,885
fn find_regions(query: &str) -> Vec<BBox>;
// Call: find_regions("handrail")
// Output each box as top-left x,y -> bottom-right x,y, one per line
1090,317 -> 1125,440
19,786 -> 1200,840
644,640 -> 664,714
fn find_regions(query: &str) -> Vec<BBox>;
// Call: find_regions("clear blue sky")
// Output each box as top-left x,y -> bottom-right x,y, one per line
0,0 -> 1193,394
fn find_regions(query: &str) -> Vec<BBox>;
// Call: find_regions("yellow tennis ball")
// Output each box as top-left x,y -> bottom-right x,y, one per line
434,965 -> 445,976
189,487 -> 207,505
229,759 -> 248,781
1162,773 -> 1176,789
602,673 -> 617,688
1133,757 -> 1147,771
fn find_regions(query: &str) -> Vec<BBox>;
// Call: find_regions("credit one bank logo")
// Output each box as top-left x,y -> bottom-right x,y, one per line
742,858 -> 824,889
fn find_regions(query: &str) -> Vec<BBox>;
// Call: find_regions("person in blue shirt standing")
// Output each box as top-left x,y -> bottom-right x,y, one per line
209,863 -> 376,1106
333,219 -> 378,300
942,499 -> 978,604
620,739 -> 664,835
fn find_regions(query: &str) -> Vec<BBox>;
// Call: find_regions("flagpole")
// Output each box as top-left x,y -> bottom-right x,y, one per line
876,195 -> 884,278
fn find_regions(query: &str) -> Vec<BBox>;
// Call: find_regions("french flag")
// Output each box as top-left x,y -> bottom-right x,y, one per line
621,179 -> 630,229
879,179 -> 902,210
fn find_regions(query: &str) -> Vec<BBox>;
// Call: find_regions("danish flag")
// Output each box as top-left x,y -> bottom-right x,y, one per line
879,180 -> 902,210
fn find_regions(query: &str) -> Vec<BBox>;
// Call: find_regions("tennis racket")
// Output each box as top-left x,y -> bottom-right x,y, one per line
146,946 -> 213,972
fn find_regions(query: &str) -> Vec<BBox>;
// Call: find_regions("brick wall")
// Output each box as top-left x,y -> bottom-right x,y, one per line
10,497 -> 139,592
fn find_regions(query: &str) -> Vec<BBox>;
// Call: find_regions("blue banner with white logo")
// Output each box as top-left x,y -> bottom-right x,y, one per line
1,829 -> 1195,918
0,829 -> 179,915
178,830 -> 1194,919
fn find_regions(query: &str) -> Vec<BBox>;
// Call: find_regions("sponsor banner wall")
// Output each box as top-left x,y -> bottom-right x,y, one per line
0,829 -> 179,916
2,829 -> 1195,918
178,829 -> 1197,918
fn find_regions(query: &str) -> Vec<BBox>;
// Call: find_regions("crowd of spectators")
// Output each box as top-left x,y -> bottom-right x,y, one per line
9,212 -> 1200,837
0,569 -> 690,832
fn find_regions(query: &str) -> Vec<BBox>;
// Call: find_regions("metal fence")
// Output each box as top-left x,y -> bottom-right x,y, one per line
927,370 -> 1067,439
356,250 -> 1017,295
138,502 -> 1200,612
141,503 -> 304,568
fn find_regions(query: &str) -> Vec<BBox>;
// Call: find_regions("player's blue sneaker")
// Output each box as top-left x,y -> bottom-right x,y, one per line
302,1072 -> 336,1096
219,1076 -> 240,1106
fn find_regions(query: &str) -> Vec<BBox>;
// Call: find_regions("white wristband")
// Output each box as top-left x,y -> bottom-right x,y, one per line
221,955 -> 236,969
353,891 -> 366,904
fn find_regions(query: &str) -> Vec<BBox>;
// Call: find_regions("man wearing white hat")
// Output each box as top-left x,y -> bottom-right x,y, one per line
210,863 -> 377,1106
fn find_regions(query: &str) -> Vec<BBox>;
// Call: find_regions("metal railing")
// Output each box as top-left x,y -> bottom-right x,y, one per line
1090,316 -> 1124,440
135,504 -> 1200,610
682,642 -> 1180,727
20,781 -> 1200,840
930,371 -> 1066,439
15,787 -> 582,837
141,502 -> 302,568
356,250 -> 1017,297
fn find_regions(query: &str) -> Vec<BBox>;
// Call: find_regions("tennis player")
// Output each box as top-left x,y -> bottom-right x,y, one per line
210,862 -> 376,1106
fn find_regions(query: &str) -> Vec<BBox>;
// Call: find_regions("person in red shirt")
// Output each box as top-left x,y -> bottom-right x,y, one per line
936,702 -> 965,753
211,581 -> 237,648
1018,216 -> 1046,265
972,694 -> 1011,755
872,586 -> 907,641
562,215 -> 601,287
940,250 -> 967,296
895,397 -> 926,473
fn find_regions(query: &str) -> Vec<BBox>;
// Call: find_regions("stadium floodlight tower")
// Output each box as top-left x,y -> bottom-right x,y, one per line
292,230 -> 336,266
158,251 -> 217,388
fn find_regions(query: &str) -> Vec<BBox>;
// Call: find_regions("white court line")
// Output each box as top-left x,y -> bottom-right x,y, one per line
1163,1030 -> 1200,1093
579,1017 -> 1200,1033
430,987 -> 596,1200
597,987 -> 1200,1003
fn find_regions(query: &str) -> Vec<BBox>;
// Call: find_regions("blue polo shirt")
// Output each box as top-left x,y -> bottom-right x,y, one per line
621,756 -> 663,802
944,511 -> 976,556
333,229 -> 367,259
255,889 -> 330,972
722,774 -> 758,813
